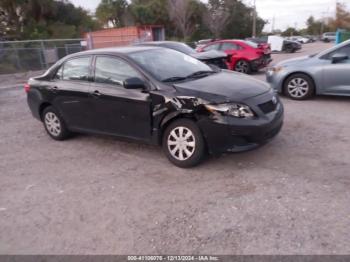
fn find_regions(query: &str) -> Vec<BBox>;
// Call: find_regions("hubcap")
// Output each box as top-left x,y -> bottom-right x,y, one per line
287,78 -> 309,98
167,126 -> 196,161
235,61 -> 248,73
44,112 -> 61,136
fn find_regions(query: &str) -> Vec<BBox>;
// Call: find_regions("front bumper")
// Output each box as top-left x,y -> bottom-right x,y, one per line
266,70 -> 286,93
197,95 -> 284,155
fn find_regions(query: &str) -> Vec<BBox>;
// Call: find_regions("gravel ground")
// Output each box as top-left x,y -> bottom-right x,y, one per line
1,42 -> 350,255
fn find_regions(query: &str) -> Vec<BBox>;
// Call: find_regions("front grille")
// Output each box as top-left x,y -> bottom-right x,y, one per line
259,100 -> 277,114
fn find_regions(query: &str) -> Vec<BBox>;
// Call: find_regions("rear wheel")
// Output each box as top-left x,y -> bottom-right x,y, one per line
234,60 -> 251,74
285,46 -> 295,53
162,119 -> 205,168
284,74 -> 315,100
42,106 -> 70,140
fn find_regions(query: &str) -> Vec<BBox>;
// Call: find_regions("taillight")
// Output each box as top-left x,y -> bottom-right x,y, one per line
24,83 -> 31,93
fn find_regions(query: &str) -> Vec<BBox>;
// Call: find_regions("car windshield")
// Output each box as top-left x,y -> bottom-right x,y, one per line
129,48 -> 214,82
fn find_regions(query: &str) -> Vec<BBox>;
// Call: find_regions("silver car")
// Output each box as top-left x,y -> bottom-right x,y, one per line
266,40 -> 350,100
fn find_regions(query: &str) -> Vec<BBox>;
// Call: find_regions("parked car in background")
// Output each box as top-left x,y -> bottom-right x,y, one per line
197,39 -> 272,74
137,41 -> 229,69
246,36 -> 271,50
266,39 -> 350,100
287,36 -> 310,44
322,32 -> 336,42
195,39 -> 218,50
305,35 -> 317,43
282,40 -> 302,52
253,35 -> 302,53
26,46 -> 283,167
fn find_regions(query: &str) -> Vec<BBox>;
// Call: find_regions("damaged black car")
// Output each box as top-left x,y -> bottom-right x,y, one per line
26,46 -> 284,167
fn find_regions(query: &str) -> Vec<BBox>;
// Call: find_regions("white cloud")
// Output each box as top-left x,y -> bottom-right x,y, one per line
244,0 -> 338,31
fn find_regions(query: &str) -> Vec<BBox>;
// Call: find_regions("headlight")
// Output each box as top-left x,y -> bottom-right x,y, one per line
205,103 -> 255,118
267,66 -> 284,74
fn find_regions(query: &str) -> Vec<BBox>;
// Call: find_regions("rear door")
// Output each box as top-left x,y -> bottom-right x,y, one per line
89,55 -> 152,140
51,56 -> 95,130
322,44 -> 350,94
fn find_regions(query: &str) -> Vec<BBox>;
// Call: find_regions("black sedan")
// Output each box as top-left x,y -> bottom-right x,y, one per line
136,41 -> 229,69
26,46 -> 283,167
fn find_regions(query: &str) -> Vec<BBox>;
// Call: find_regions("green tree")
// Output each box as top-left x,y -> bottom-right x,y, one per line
329,2 -> 350,30
0,0 -> 100,40
281,27 -> 299,37
219,0 -> 266,39
203,0 -> 230,38
96,0 -> 129,27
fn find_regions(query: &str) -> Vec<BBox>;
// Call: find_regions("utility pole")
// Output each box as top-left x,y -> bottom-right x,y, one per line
320,11 -> 328,35
252,0 -> 257,37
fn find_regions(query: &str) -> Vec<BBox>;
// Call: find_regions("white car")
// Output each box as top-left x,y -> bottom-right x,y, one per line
322,32 -> 336,42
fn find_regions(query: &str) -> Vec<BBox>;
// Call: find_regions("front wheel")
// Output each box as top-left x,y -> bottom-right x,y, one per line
42,106 -> 71,140
234,60 -> 251,74
284,74 -> 315,100
162,119 -> 205,168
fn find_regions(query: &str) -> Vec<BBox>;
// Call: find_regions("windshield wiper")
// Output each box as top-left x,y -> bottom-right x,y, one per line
162,76 -> 187,83
162,71 -> 215,83
185,70 -> 216,79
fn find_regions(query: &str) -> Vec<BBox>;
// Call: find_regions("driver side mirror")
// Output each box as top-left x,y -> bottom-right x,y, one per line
124,77 -> 145,89
331,53 -> 349,64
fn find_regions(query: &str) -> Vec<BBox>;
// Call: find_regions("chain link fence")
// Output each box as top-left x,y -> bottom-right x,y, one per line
0,39 -> 85,75
0,37 -> 197,75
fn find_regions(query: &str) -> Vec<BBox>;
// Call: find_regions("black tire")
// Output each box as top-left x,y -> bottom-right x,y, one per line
234,60 -> 251,74
283,73 -> 315,100
42,106 -> 71,140
162,119 -> 205,168
285,46 -> 295,53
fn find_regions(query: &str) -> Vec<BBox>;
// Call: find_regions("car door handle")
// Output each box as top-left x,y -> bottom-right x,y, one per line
91,90 -> 101,98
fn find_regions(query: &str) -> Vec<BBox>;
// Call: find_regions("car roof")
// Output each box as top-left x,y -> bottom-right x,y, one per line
137,41 -> 180,45
67,46 -> 161,58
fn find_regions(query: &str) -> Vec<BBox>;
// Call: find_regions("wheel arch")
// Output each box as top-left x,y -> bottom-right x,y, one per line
38,102 -> 52,120
159,112 -> 198,145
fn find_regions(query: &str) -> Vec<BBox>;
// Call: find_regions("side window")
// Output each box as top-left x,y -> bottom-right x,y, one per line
338,45 -> 350,56
322,45 -> 350,60
94,56 -> 142,86
203,43 -> 220,52
54,66 -> 63,80
220,43 -> 238,51
62,57 -> 91,81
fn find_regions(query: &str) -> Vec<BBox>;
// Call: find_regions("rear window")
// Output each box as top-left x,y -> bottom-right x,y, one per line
243,40 -> 259,48
203,43 -> 221,52
55,56 -> 92,81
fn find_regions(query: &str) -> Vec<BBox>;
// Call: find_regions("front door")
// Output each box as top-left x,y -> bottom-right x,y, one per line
90,55 -> 152,141
322,44 -> 350,95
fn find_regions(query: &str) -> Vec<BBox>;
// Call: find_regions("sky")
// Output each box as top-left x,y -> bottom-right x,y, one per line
70,0 -> 342,31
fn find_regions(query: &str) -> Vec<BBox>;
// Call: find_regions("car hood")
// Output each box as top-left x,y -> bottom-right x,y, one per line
191,50 -> 227,60
173,70 -> 270,103
278,55 -> 311,66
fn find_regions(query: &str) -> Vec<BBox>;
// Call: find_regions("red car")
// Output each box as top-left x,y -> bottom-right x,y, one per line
197,39 -> 272,74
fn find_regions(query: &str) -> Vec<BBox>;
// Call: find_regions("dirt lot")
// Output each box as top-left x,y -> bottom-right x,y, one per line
1,42 -> 350,255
